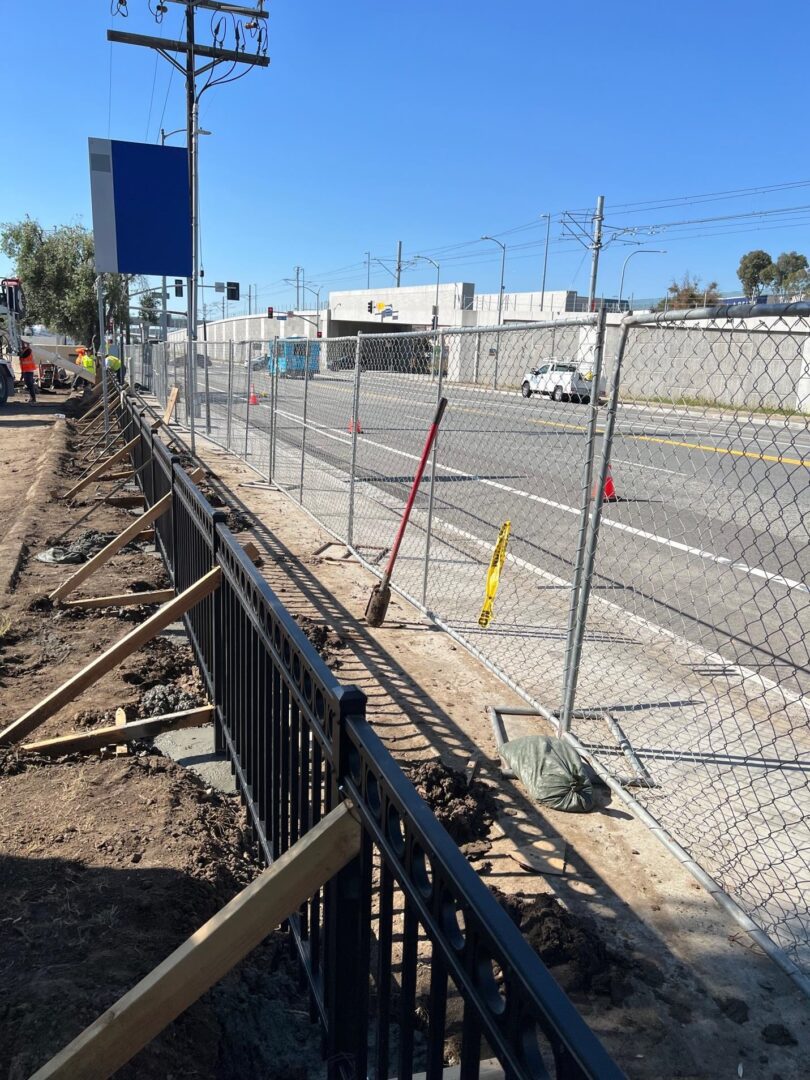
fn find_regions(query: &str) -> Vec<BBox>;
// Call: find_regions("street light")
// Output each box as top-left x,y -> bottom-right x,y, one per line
300,283 -> 323,338
480,236 -> 507,324
540,213 -> 551,314
481,236 -> 507,390
414,254 -> 440,330
159,126 -> 212,343
618,249 -> 667,311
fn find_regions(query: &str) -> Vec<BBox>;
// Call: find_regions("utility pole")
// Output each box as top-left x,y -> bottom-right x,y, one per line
365,251 -> 370,289
540,212 -> 551,314
108,1 -> 269,449
395,240 -> 403,287
294,266 -> 302,309
587,195 -> 605,312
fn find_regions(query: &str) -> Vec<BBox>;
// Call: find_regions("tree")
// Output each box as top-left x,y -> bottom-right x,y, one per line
139,290 -> 160,328
737,249 -> 773,299
762,251 -> 809,300
655,273 -> 720,310
0,217 -> 132,345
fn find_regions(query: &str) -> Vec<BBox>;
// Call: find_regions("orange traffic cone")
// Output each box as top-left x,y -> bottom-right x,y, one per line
348,417 -> 363,434
593,464 -> 618,502
249,385 -> 258,406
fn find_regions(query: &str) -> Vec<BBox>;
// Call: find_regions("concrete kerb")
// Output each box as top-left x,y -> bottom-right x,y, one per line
0,419 -> 68,596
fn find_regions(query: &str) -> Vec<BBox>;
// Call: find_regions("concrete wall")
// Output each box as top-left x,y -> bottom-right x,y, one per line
603,315 -> 810,411
330,283 -> 475,329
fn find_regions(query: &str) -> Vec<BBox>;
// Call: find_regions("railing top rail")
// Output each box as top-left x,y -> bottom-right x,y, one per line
625,300 -> 810,327
358,316 -> 599,342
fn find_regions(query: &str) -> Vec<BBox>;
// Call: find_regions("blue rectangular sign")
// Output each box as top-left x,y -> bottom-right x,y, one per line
89,138 -> 191,277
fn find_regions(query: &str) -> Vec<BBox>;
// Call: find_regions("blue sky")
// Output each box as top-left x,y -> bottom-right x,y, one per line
3,1 -> 809,312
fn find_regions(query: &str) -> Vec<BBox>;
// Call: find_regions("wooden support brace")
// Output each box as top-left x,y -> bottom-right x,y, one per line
76,399 -> 105,427
30,801 -> 360,1080
61,589 -> 175,611
22,705 -> 216,756
133,528 -> 155,544
2,567 -> 221,746
114,707 -> 129,756
162,386 -> 180,425
62,436 -> 139,501
50,493 -> 173,602
101,470 -> 135,483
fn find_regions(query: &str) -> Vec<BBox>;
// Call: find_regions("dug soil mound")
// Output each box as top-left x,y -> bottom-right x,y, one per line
293,614 -> 347,670
406,761 -> 497,845
0,752 -> 324,1079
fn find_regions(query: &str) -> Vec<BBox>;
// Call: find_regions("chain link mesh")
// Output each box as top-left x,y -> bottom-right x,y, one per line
143,311 -> 809,991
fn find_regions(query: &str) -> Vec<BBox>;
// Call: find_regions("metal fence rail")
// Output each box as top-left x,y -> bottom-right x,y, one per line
125,306 -> 810,996
120,390 -> 619,1080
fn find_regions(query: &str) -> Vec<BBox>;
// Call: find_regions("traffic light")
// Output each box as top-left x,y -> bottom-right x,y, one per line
367,301 -> 373,313
174,279 -> 184,297
316,330 -> 322,338
267,306 -> 274,318
226,281 -> 240,301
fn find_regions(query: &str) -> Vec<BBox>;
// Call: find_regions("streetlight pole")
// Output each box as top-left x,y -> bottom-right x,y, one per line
481,236 -> 506,324
618,249 -> 667,310
301,283 -> 322,337
481,236 -> 507,389
540,213 -> 551,314
415,255 -> 440,330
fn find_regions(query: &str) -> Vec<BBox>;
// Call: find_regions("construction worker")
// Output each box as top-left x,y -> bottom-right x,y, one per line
18,343 -> 37,403
72,346 -> 93,392
106,352 -> 122,385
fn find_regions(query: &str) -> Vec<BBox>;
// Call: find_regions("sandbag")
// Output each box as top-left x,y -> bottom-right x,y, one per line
500,735 -> 594,813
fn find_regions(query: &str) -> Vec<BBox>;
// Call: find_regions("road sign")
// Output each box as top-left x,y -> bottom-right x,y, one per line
88,138 -> 191,277
276,314 -> 287,321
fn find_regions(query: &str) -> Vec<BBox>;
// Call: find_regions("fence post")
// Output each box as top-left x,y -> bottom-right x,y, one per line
559,316 -> 629,733
473,330 -> 481,384
347,334 -> 363,547
324,686 -> 369,1080
187,337 -> 197,455
269,339 -> 279,482
203,342 -> 212,435
560,308 -> 607,722
225,340 -> 233,451
299,340 -> 311,504
421,331 -> 445,607
243,344 -> 252,461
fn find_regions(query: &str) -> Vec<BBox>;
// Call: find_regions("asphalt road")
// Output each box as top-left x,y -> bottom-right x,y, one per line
205,363 -> 810,696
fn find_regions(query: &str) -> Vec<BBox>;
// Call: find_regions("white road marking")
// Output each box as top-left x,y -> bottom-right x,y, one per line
612,458 -> 685,476
275,406 -> 808,596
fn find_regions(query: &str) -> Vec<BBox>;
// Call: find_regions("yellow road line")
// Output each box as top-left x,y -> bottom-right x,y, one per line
630,435 -> 810,468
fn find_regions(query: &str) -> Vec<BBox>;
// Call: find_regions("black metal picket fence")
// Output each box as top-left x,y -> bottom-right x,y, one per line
120,392 -> 622,1080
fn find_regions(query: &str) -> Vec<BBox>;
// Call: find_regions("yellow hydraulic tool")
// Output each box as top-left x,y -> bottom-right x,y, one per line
478,521 -> 511,628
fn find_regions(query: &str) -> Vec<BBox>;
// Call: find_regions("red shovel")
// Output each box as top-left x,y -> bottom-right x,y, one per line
365,397 -> 448,627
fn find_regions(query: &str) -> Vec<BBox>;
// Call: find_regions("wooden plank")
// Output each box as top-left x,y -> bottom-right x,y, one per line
162,386 -> 180,424
133,528 -> 155,544
1,567 -> 222,747
62,589 -> 175,611
114,707 -> 129,756
62,436 -> 139,501
22,706 -> 216,756
50,493 -> 173,602
240,540 -> 262,567
30,801 -> 361,1080
101,470 -> 135,483
76,399 -> 105,427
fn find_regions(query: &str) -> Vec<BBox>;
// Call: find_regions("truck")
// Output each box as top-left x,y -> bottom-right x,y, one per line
521,358 -> 606,404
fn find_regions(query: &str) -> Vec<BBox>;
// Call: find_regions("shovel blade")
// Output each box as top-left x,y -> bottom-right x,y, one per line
365,582 -> 391,627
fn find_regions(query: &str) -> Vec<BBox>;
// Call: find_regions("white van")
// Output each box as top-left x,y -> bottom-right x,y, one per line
521,359 -> 605,404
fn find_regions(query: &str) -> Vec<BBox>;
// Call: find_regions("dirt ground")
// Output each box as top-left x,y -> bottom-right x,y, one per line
0,394 -> 323,1078
0,392 -> 806,1078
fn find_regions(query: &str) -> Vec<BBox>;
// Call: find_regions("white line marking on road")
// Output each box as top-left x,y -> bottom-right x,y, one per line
275,406 -> 808,596
612,458 -> 686,476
